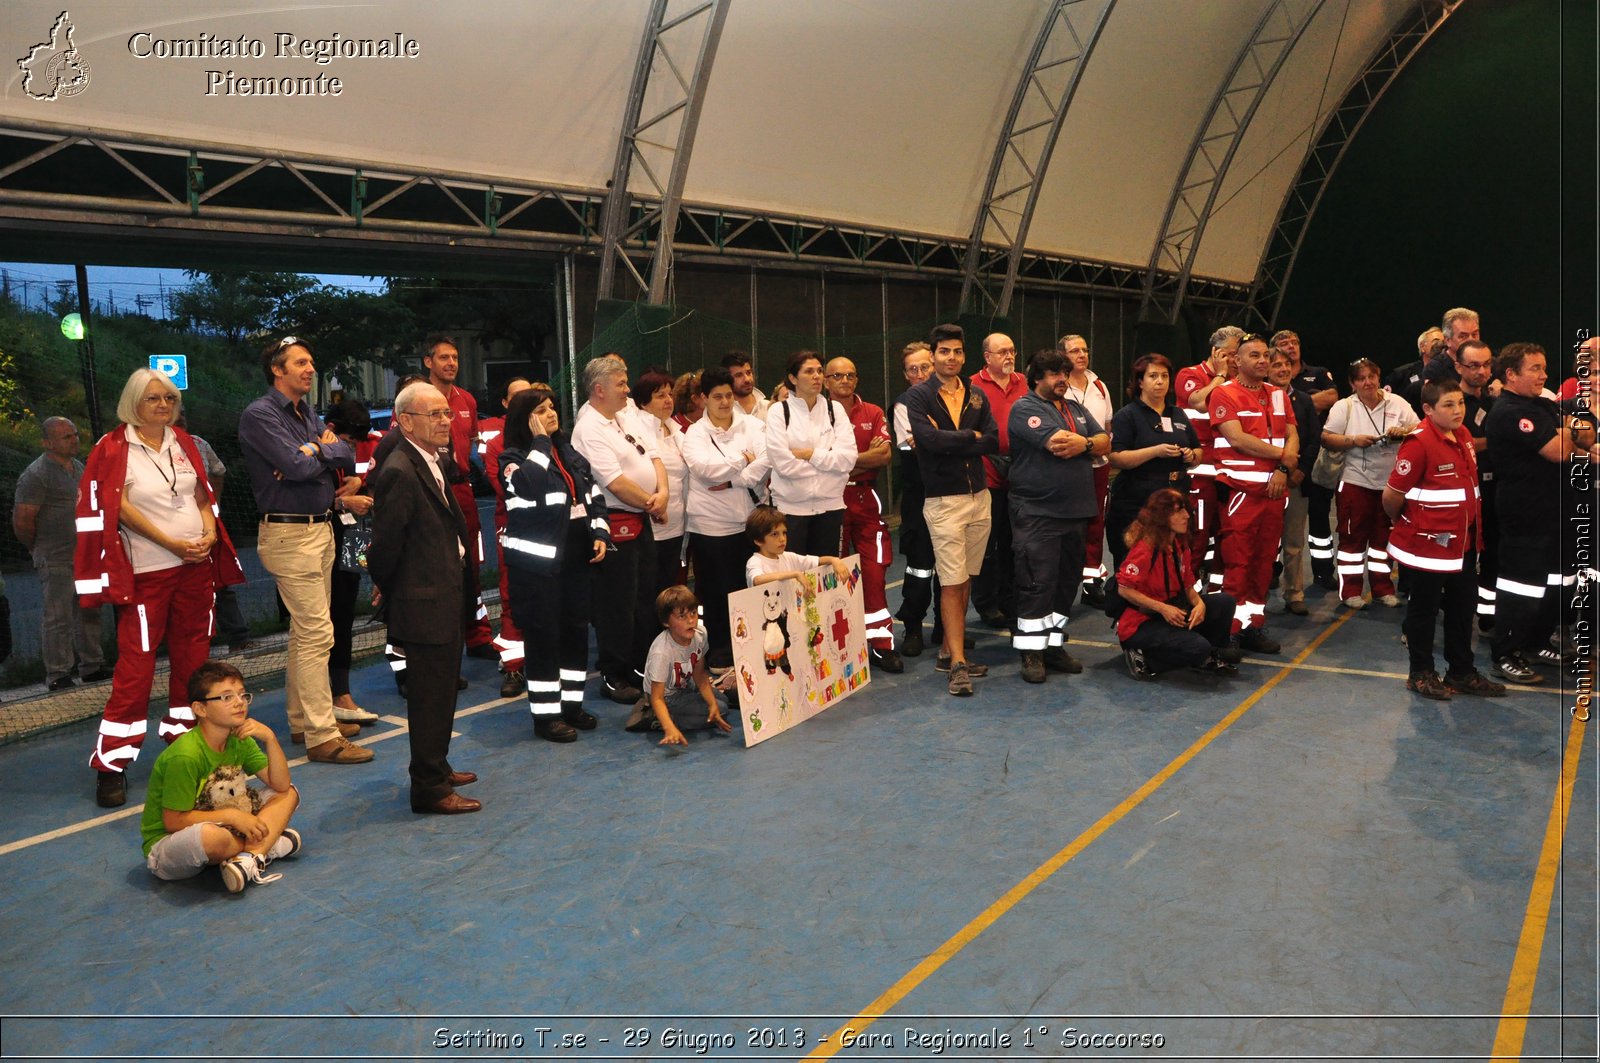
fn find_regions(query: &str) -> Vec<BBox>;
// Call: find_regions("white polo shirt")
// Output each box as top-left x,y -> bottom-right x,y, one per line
121,425 -> 203,574
571,402 -> 661,513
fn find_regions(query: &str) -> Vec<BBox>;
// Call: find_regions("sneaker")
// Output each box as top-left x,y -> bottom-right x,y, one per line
1531,645 -> 1570,668
500,669 -> 524,699
603,676 -> 643,704
1342,596 -> 1367,610
332,704 -> 379,725
1492,654 -> 1542,685
1124,648 -> 1154,681
1193,654 -> 1238,677
947,661 -> 975,697
1237,628 -> 1281,655
899,626 -> 924,658
869,646 -> 905,673
1405,670 -> 1453,700
1041,646 -> 1083,674
220,852 -> 281,893
1215,643 -> 1243,665
934,657 -> 988,677
1019,651 -> 1046,684
305,736 -> 375,764
1444,671 -> 1507,698
266,828 -> 303,862
1377,593 -> 1402,608
95,770 -> 126,808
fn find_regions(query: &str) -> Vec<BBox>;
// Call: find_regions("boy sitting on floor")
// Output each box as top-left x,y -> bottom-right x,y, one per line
140,660 -> 301,894
626,586 -> 733,746
744,504 -> 851,588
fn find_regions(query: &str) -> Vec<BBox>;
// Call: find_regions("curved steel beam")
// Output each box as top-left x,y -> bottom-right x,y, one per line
1140,0 -> 1327,325
596,0 -> 730,306
1247,0 -> 1466,330
959,0 -> 1118,318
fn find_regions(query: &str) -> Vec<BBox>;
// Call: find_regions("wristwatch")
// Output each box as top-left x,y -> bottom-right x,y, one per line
1275,463 -> 1291,475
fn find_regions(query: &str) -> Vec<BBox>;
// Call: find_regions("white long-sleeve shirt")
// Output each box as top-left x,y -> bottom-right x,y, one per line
764,394 -> 857,516
639,411 -> 689,540
681,411 -> 772,537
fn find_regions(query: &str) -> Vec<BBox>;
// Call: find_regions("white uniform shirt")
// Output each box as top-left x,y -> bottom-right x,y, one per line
764,395 -> 857,516
1064,371 -> 1115,468
121,425 -> 203,574
681,410 -> 771,537
640,412 -> 689,541
570,403 -> 661,513
1323,392 -> 1418,491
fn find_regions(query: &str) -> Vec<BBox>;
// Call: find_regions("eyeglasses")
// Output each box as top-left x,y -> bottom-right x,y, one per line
403,408 -> 453,421
825,372 -> 857,380
1457,359 -> 1493,371
201,691 -> 254,706
141,394 -> 177,405
622,432 -> 647,456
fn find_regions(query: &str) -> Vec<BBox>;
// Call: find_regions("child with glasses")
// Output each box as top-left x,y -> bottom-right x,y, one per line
140,660 -> 302,894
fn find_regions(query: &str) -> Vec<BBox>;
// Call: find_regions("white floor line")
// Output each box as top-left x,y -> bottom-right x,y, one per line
0,695 -> 522,858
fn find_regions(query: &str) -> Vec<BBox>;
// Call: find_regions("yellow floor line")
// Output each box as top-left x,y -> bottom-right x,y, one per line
1489,712 -> 1588,1061
0,695 -> 519,858
804,612 -> 1355,1059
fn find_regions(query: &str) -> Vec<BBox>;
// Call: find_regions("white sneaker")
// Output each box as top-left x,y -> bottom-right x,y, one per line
333,704 -> 379,724
220,852 -> 282,893
1377,594 -> 1401,608
1342,596 -> 1367,610
265,828 -> 302,863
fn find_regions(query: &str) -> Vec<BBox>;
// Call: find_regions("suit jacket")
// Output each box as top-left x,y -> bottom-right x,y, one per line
367,438 -> 472,646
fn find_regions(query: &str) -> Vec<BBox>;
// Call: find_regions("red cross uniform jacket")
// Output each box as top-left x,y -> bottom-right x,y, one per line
1385,417 -> 1482,573
74,426 -> 245,606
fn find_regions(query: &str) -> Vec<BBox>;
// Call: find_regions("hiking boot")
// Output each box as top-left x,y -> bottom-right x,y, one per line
1405,670 -> 1453,700
935,656 -> 987,677
899,626 -> 924,658
561,706 -> 599,731
947,661 -> 975,697
96,770 -> 126,808
869,646 -> 905,673
1444,671 -> 1507,698
1019,651 -> 1046,684
1215,643 -> 1243,664
1237,628 -> 1281,655
500,669 -> 525,699
1041,646 -> 1083,674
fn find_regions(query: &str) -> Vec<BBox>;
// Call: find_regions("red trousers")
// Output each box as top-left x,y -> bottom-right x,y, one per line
1083,463 -> 1111,581
1188,476 -> 1225,589
1218,486 -> 1286,633
1335,482 -> 1395,600
843,484 -> 894,650
452,481 -> 494,649
89,562 -> 214,773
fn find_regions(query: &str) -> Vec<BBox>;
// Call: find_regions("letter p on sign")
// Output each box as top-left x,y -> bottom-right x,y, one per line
150,354 -> 188,390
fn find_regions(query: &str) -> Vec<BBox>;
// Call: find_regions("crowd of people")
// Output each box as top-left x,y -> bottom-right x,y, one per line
14,312 -> 1593,892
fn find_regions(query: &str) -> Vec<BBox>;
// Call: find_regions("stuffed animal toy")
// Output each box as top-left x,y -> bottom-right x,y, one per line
193,764 -> 263,815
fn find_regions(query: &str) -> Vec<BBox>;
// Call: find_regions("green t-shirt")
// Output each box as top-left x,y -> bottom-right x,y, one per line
140,727 -> 268,856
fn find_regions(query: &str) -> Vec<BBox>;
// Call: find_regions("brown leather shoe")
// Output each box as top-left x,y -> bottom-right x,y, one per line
291,722 -> 360,744
305,736 -> 375,764
446,770 -> 478,786
413,792 -> 482,814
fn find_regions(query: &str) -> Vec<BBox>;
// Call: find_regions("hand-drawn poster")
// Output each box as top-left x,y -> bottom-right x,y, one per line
726,555 -> 871,747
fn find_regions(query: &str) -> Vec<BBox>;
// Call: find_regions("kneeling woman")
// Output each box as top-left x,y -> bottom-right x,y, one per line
1115,488 -> 1239,680
500,386 -> 612,742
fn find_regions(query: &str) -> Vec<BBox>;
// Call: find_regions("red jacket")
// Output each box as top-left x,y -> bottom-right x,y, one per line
1209,380 -> 1296,496
1115,538 -> 1196,641
1386,418 -> 1482,572
74,426 -> 244,607
842,394 -> 890,489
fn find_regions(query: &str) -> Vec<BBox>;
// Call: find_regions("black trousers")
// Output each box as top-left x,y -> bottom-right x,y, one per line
1476,481 -> 1500,624
1492,531 -> 1559,660
512,521 -> 595,718
1402,551 -> 1477,677
783,509 -> 844,559
1104,494 -> 1144,572
973,487 -> 1016,617
1010,509 -> 1084,651
1304,479 -> 1336,580
690,529 -> 753,668
328,565 -> 361,697
1121,592 -> 1236,673
592,517 -> 658,684
406,634 -> 463,806
896,481 -> 941,636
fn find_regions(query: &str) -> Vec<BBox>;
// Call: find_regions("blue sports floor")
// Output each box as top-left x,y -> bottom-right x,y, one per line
0,566 -> 1593,1061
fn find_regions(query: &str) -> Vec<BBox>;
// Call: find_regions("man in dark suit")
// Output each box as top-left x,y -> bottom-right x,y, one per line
368,382 -> 483,815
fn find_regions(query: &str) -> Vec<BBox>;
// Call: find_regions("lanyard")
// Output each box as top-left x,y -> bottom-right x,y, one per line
141,441 -> 179,501
1055,399 -> 1078,434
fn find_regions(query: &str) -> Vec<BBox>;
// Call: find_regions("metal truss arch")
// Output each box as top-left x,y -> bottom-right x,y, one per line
595,0 -> 731,307
1140,0 -> 1327,325
959,0 -> 1118,319
1246,0 -> 1465,330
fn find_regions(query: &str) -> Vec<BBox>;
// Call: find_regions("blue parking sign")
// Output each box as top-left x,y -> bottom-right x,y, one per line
150,355 -> 188,390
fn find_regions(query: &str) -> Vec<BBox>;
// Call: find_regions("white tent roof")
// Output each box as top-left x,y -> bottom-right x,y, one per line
2,0 -> 1422,285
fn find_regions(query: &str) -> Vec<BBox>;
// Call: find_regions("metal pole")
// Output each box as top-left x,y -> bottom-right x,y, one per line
74,263 -> 102,438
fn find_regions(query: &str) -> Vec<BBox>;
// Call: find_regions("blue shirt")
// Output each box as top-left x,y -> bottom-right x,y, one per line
1007,391 -> 1103,520
237,390 -> 355,514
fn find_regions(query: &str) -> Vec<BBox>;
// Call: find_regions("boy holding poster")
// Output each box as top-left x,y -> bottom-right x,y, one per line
744,505 -> 851,587
626,586 -> 733,746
